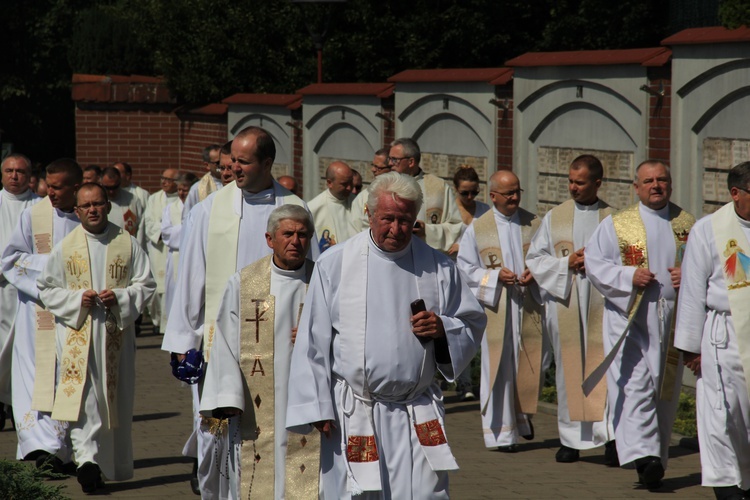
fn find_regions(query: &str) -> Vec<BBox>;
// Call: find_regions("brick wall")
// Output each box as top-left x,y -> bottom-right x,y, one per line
177,113 -> 228,187
646,67 -> 672,164
382,97 -> 396,147
495,86 -> 513,172
290,108 -> 304,193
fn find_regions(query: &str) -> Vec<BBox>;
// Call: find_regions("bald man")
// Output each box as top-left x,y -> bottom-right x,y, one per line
144,168 -> 180,334
277,175 -> 298,196
307,160 -> 355,253
457,170 -> 546,452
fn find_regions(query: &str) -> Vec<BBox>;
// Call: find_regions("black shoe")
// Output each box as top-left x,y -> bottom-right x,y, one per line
497,444 -> 518,453
604,440 -> 619,467
521,418 -> 534,440
555,445 -> 580,463
77,462 -> 103,494
714,486 -> 748,500
190,458 -> 200,495
0,404 -> 6,431
636,456 -> 664,490
35,452 -> 65,476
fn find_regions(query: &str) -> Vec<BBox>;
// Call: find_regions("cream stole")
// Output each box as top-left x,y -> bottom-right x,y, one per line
169,200 -> 182,281
197,172 -> 218,202
237,255 -> 319,500
582,203 -> 694,400
550,200 -> 611,422
423,173 -> 446,223
204,182 -> 304,362
30,197 -> 58,412
712,203 -> 750,401
338,233 -> 457,493
473,208 -> 542,416
52,225 -> 131,425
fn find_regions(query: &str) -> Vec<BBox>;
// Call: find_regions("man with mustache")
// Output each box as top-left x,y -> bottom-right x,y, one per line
585,160 -> 695,490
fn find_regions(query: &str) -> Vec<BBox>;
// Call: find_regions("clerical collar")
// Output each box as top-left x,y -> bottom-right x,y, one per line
492,206 -> 514,223
367,230 -> 411,261
242,187 -> 275,204
1,189 -> 31,201
640,202 -> 669,218
574,200 -> 599,211
735,210 -> 750,228
83,227 -> 109,240
326,189 -> 347,205
55,207 -> 80,220
271,258 -> 306,278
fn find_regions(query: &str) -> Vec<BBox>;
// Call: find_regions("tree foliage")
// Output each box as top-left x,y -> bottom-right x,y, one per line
719,0 -> 750,29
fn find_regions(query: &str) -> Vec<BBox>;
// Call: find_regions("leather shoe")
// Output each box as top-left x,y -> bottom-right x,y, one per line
497,444 -> 518,453
77,462 -> 103,494
555,445 -> 580,463
636,456 -> 664,490
604,440 -> 619,467
190,458 -> 200,495
521,418 -> 534,441
714,486 -> 748,500
35,452 -> 65,476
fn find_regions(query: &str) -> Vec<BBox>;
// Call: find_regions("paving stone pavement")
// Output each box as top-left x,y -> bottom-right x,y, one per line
0,329 -> 711,499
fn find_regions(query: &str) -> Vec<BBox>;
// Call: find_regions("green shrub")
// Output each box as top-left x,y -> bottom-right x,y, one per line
0,460 -> 69,500
673,391 -> 698,437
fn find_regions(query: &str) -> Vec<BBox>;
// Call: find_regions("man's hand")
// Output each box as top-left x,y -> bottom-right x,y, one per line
498,267 -> 517,287
291,327 -> 298,345
81,289 -> 98,308
518,268 -> 534,287
682,351 -> 701,376
447,243 -> 460,256
632,268 -> 656,288
668,267 -> 681,289
313,419 -> 336,438
175,352 -> 187,363
411,310 -> 446,340
412,220 -> 426,238
568,248 -> 585,272
98,289 -> 117,308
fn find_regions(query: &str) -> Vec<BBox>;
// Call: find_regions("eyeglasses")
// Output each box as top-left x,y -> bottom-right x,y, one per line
216,165 -> 233,172
458,190 -> 480,197
737,186 -> 750,195
371,163 -> 391,172
76,201 -> 107,211
161,176 -> 178,182
387,156 -> 411,165
208,160 -> 220,166
491,189 -> 523,199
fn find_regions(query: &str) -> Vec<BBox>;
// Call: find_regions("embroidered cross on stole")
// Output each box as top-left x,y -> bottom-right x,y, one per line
473,208 -> 543,416
583,203 -> 694,401
53,225 -> 131,425
712,202 -> 750,402
30,197 -> 58,412
238,255 -> 319,499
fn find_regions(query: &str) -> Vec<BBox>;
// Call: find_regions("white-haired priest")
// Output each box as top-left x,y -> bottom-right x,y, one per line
286,171 -> 486,498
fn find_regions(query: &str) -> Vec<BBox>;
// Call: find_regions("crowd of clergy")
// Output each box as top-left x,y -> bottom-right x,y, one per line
0,128 -> 749,500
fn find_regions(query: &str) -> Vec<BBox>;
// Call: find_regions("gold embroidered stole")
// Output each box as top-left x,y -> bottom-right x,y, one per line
169,200 -> 182,281
473,208 -> 542,416
423,174 -> 446,223
30,197 -> 57,412
204,182 -> 305,361
550,200 -> 611,422
712,202 -> 750,402
197,172 -> 218,202
238,255 -> 319,499
608,203 -> 694,401
52,225 -> 131,424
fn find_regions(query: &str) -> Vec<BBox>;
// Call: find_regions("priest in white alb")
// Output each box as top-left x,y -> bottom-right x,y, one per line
457,170 -> 546,452
162,126 -> 316,498
287,172 -> 485,499
526,155 -> 616,464
674,162 -> 750,500
38,182 -> 155,494
0,154 -> 39,421
308,160 -> 355,252
144,168 -> 179,333
2,159 -> 82,470
584,160 -> 694,490
183,144 -> 222,221
200,205 -> 319,499
349,148 -> 391,235
101,166 -> 146,249
387,138 -> 463,253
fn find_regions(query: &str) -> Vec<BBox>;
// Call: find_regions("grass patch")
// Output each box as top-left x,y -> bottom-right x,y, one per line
0,460 -> 70,500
